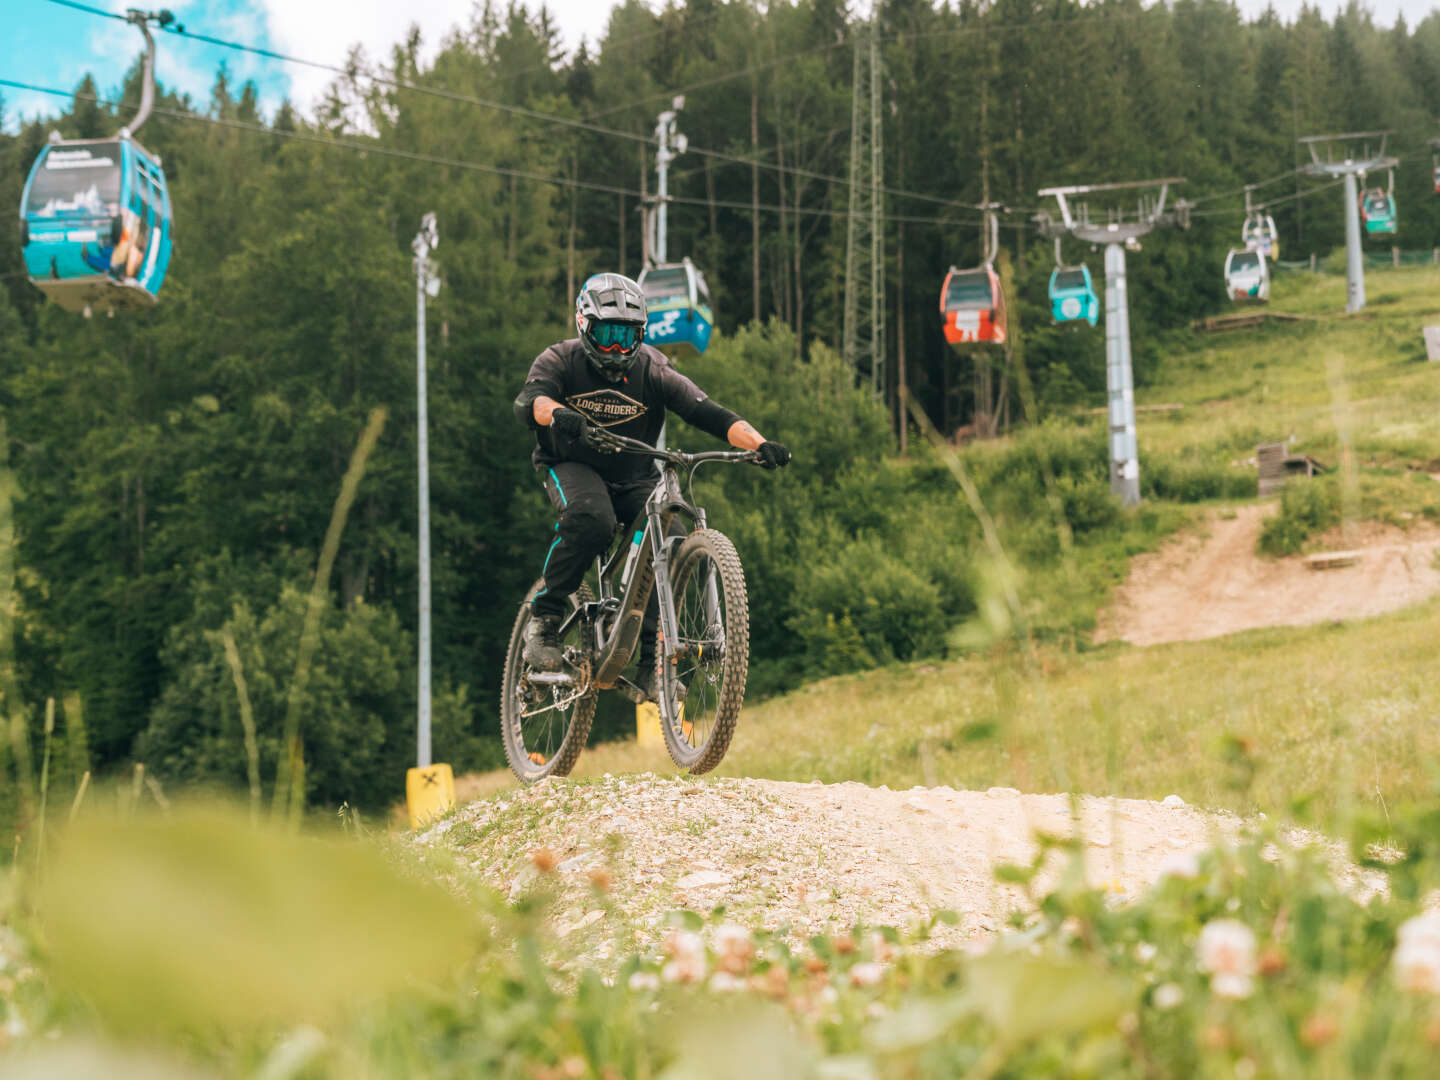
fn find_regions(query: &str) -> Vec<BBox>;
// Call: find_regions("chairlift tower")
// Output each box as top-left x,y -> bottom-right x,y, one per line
842,17 -> 885,395
1036,179 -> 1188,506
1298,131 -> 1397,313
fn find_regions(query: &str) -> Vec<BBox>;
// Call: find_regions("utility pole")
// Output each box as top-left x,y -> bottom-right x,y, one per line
842,17 -> 885,395
1297,131 -> 1396,314
412,212 -> 441,769
651,97 -> 687,267
1037,179 -> 1188,506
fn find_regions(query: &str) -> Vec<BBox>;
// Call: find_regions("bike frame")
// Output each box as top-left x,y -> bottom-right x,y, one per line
556,433 -> 750,691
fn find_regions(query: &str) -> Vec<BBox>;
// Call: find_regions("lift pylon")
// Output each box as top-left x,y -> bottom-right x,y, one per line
1298,131 -> 1397,313
1036,178 -> 1188,506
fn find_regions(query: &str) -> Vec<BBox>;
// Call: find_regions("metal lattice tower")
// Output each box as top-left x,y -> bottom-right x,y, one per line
1298,131 -> 1397,313
1036,179 -> 1189,506
842,19 -> 885,394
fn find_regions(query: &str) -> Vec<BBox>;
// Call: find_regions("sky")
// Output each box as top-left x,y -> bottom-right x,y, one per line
2,0 -> 1438,133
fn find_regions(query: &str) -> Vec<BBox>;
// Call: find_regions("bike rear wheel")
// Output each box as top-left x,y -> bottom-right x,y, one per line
500,581 -> 597,782
657,529 -> 749,774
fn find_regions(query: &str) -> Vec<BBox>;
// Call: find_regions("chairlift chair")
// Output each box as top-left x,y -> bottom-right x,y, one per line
636,257 -> 713,357
1224,248 -> 1270,303
18,11 -> 173,315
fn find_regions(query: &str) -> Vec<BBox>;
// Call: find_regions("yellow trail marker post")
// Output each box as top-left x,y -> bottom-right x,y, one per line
406,763 -> 455,829
636,703 -> 664,746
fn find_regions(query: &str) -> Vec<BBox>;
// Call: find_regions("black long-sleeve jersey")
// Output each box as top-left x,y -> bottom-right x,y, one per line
513,340 -> 740,483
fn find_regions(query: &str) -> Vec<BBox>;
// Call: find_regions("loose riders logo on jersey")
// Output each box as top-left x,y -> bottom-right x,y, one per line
566,388 -> 646,428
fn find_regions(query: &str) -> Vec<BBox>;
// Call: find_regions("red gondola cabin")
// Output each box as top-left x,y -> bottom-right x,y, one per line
940,265 -> 1007,346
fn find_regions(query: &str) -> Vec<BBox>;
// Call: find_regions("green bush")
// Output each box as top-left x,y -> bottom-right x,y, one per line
1259,480 -> 1341,556
138,586 -> 493,811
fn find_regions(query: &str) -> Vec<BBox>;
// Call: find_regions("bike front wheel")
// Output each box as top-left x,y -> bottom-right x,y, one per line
657,528 -> 749,774
500,581 -> 597,783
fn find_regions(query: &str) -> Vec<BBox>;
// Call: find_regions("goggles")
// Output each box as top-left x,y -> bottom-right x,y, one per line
588,320 -> 644,353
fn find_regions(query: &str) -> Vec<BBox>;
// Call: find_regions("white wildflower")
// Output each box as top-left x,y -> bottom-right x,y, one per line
1134,942 -> 1158,964
1158,851 -> 1200,880
707,971 -> 747,993
1197,919 -> 1257,1000
849,962 -> 886,988
628,972 -> 661,992
661,928 -> 707,984
713,924 -> 755,973
1235,1057 -> 1257,1080
1152,982 -> 1184,1011
866,931 -> 897,963
1393,912 -> 1440,994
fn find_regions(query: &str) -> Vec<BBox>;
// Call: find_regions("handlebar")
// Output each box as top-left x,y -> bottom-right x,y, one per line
582,426 -> 762,468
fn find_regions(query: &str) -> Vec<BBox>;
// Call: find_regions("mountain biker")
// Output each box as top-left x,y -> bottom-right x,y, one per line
513,272 -> 790,701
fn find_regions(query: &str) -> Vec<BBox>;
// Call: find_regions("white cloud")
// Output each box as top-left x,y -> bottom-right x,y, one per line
255,0 -> 624,114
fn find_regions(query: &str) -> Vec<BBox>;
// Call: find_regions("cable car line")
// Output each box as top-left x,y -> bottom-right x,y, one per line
40,0 -> 1001,219
16,73 -> 1377,239
1185,168 -> 1302,207
1,77 -> 1009,231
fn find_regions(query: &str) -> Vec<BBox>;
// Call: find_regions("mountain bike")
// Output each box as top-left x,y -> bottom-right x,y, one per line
500,429 -> 765,782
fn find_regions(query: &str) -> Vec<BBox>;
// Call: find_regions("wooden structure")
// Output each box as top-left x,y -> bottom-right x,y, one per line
1257,442 -> 1326,496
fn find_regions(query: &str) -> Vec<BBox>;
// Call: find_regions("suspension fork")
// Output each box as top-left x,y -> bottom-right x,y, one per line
692,508 -> 724,637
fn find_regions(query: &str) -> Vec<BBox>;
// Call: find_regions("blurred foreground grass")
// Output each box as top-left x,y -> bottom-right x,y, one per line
4,789 -> 1440,1077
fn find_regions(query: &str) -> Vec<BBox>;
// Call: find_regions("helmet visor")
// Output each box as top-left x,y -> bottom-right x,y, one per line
589,320 -> 644,353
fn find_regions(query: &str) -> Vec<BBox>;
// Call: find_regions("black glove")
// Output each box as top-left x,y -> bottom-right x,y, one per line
756,441 -> 791,470
549,407 -> 588,440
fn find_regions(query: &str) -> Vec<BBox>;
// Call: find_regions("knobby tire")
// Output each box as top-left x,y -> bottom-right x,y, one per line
658,529 -> 749,774
500,581 -> 596,782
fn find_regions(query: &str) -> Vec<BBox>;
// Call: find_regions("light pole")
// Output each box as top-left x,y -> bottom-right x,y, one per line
652,97 -> 686,267
412,212 -> 440,768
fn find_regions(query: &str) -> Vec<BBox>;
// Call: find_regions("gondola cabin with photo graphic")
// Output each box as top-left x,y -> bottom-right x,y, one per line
20,136 -> 172,315
16,9 -> 176,317
637,258 -> 713,357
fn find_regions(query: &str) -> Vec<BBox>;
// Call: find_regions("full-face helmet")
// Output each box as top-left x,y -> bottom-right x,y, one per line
576,273 -> 647,382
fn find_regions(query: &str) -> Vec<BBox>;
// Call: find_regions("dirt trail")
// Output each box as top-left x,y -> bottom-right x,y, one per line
419,775 -> 1363,960
1095,504 -> 1440,646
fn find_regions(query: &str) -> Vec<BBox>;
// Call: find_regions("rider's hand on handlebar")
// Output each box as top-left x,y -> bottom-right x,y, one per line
582,425 -> 623,454
549,407 -> 589,440
756,441 -> 791,470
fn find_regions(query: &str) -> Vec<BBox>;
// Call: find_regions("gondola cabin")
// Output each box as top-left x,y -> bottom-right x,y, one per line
1360,189 -> 1397,235
1434,165 -> 1440,194
637,258 -> 713,357
939,265 -> 1006,346
1242,214 -> 1279,259
1224,248 -> 1269,303
1048,265 -> 1099,326
19,136 -> 172,315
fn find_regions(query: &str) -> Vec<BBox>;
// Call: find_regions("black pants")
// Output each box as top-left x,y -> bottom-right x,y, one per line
530,463 -> 683,659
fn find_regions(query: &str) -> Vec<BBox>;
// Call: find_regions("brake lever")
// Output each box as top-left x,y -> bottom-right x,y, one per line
582,426 -> 623,455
